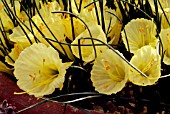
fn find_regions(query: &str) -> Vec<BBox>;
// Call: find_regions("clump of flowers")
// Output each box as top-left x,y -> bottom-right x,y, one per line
1,0 -> 170,113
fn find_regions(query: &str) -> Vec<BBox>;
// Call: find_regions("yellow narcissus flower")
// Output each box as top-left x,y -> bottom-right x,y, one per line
14,43 -> 72,98
91,49 -> 128,95
121,18 -> 158,53
159,28 -> 170,65
129,46 -> 161,86
71,24 -> 107,62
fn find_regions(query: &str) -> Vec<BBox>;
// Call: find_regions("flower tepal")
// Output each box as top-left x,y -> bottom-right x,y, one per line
91,49 -> 128,95
14,43 -> 72,98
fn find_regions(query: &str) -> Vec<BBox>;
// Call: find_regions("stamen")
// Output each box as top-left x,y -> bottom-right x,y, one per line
138,28 -> 144,32
145,24 -> 149,29
142,57 -> 154,73
139,21 -> 143,26
104,84 -> 109,89
29,74 -> 36,80
115,63 -> 121,76
105,65 -> 110,70
81,39 -> 85,44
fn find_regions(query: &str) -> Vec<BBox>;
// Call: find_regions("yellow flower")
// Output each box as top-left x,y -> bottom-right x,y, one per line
121,18 -> 158,53
129,46 -> 161,86
14,43 -> 72,98
159,28 -> 170,65
71,24 -> 107,62
91,49 -> 128,95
